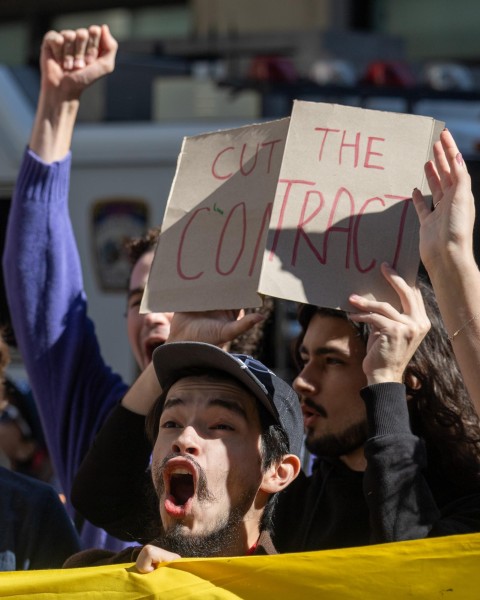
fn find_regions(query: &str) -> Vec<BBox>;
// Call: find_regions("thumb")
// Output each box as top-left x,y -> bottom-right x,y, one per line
222,312 -> 264,343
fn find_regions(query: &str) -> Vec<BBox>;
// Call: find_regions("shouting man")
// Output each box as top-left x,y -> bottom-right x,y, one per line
65,341 -> 302,568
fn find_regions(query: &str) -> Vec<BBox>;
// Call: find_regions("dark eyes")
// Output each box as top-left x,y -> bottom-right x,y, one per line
326,357 -> 344,365
160,421 -> 234,431
161,421 -> 179,429
298,355 -> 344,367
298,354 -> 308,366
128,297 -> 142,310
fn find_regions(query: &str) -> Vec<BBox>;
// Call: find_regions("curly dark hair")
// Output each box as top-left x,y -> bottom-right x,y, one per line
295,276 -> 480,492
124,227 -> 161,267
229,296 -> 275,359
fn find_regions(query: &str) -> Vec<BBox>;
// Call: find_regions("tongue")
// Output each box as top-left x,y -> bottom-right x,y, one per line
171,474 -> 194,506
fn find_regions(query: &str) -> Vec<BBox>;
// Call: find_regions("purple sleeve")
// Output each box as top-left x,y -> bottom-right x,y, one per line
2,148 -> 129,509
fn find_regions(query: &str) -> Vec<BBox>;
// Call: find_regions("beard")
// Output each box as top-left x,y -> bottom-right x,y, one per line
151,453 -> 258,557
305,419 -> 368,458
151,505 -> 248,557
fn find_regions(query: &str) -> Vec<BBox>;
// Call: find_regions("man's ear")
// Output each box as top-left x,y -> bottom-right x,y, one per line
404,372 -> 421,401
260,454 -> 301,494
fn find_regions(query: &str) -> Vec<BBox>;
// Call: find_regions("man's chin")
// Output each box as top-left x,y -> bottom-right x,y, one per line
155,520 -> 238,558
305,421 -> 368,458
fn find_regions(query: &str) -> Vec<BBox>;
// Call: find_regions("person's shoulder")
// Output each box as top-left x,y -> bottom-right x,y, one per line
0,466 -> 54,496
0,467 -> 63,514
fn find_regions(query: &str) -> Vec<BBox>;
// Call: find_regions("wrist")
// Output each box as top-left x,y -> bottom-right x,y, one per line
30,94 -> 79,162
366,371 -> 403,386
424,245 -> 477,282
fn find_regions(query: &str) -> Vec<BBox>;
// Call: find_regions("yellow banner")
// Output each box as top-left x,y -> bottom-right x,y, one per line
1,533 -> 480,599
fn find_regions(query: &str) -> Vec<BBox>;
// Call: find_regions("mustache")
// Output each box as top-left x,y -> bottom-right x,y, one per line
302,397 -> 328,418
155,452 -> 215,503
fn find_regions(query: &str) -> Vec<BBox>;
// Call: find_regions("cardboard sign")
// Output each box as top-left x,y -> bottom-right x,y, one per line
143,102 -> 443,313
142,118 -> 289,312
258,101 -> 444,309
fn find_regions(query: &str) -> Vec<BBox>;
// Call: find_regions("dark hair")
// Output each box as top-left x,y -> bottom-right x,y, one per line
405,278 -> 480,492
295,304 -> 368,367
124,227 -> 160,268
229,296 -> 275,360
145,366 -> 289,532
295,276 -> 480,492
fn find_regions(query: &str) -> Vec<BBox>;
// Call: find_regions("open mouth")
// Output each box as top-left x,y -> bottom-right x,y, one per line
145,340 -> 165,363
169,470 -> 195,506
163,461 -> 198,516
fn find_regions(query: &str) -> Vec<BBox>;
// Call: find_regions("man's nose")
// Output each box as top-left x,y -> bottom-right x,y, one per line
172,426 -> 201,456
143,311 -> 174,327
293,366 -> 319,396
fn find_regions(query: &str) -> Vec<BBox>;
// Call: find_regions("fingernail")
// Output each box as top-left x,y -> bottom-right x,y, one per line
456,152 -> 464,166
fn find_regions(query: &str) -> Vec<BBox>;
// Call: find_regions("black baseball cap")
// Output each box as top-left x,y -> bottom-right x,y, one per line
152,341 -> 304,457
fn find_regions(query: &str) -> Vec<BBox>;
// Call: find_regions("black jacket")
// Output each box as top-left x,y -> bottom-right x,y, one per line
0,467 -> 80,570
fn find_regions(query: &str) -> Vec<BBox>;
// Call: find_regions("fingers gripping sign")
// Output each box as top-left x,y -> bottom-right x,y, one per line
168,309 -> 265,349
348,263 -> 430,385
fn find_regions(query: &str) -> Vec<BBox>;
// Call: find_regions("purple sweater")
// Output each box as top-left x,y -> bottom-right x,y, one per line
3,148 -> 130,551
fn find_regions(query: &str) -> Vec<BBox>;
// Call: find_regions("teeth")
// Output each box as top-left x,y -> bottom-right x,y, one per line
171,468 -> 191,475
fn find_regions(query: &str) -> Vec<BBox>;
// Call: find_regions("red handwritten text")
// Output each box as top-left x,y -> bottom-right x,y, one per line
176,202 -> 273,280
268,179 -> 411,273
314,128 -> 385,169
211,139 -> 283,180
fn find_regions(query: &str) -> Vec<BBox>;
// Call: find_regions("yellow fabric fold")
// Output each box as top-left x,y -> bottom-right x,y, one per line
2,532 -> 479,599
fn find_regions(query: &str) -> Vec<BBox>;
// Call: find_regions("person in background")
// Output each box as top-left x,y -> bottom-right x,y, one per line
2,23 -> 126,552
272,269 -> 480,552
0,376 -> 54,483
0,332 -> 80,570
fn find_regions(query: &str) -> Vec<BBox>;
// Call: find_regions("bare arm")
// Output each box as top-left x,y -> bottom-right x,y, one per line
412,129 -> 480,414
30,24 -> 117,162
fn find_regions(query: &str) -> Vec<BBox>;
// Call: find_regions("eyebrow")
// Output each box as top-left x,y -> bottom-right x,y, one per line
163,397 -> 249,420
127,287 -> 144,301
299,344 -> 349,357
